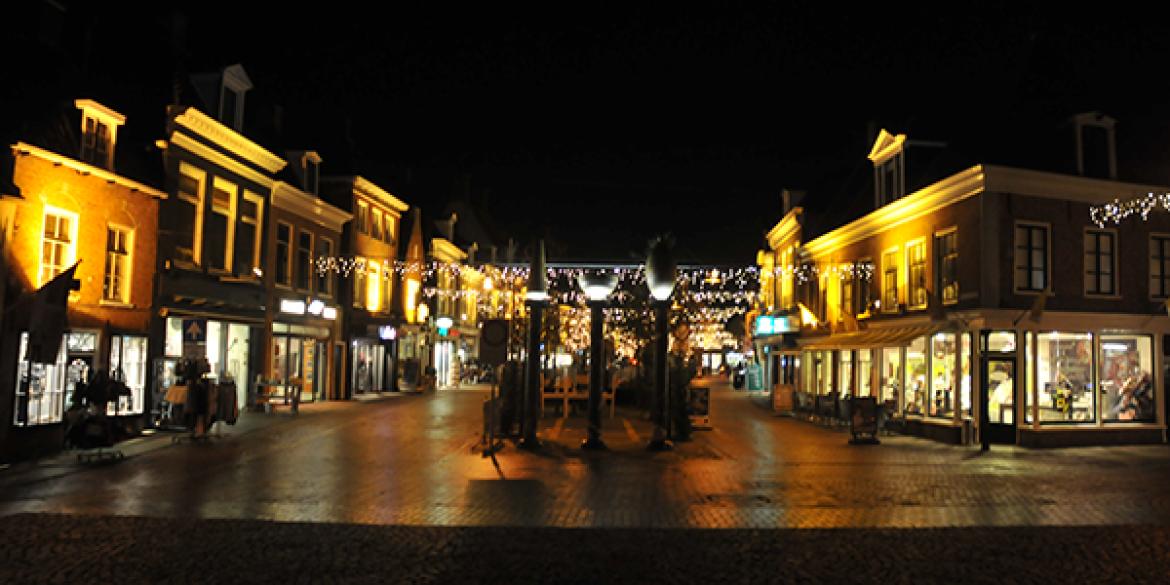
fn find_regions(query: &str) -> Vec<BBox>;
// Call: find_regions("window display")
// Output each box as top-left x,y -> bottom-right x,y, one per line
1025,332 -> 1034,423
986,331 -> 1016,353
13,333 -> 68,426
903,336 -> 926,416
108,335 -> 147,415
880,347 -> 901,406
960,334 -> 972,418
839,351 -> 853,397
929,333 -> 956,418
1099,335 -> 1155,423
1036,332 -> 1094,423
858,349 -> 873,397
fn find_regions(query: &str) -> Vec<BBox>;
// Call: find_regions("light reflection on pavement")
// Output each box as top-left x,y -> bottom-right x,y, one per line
3,377 -> 1170,528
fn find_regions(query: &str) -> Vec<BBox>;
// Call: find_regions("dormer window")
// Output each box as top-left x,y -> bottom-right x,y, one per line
218,64 -> 253,131
75,99 -> 125,171
1072,112 -> 1117,180
868,129 -> 907,208
303,152 -> 322,195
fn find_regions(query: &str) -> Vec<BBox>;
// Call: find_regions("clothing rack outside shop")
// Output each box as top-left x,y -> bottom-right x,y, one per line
154,357 -> 239,442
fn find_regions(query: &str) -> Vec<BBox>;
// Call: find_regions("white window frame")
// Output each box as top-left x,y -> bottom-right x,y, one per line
295,229 -> 314,293
39,205 -> 79,288
102,224 -> 133,304
905,237 -> 928,310
317,237 -> 334,298
239,191 -> 264,275
176,162 -> 206,266
1013,221 -> 1052,294
1084,227 -> 1119,298
881,246 -> 900,313
935,227 -> 959,305
275,221 -> 294,289
1150,233 -> 1170,300
209,177 -> 237,273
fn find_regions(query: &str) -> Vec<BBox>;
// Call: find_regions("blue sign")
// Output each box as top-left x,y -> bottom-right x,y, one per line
182,319 -> 207,343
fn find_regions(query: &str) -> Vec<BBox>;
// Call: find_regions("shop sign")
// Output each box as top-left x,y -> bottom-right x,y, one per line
379,326 -> 397,340
755,315 -> 797,336
746,363 -> 764,391
182,318 -> 206,360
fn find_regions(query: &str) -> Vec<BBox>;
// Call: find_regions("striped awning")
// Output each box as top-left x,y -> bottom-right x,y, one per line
798,322 -> 950,350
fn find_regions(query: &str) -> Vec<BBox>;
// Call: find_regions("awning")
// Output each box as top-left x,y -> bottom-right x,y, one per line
798,322 -> 950,350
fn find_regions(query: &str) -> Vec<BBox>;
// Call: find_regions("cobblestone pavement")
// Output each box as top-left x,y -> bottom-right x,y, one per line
2,513 -> 1169,584
2,378 -> 1170,529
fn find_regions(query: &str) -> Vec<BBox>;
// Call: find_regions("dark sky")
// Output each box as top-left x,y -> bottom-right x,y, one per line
62,5 -> 1170,263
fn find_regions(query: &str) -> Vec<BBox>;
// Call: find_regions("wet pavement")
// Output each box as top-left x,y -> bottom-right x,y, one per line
3,378 -> 1170,582
3,378 -> 1170,528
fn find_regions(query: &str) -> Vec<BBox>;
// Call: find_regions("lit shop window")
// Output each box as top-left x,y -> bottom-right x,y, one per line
108,335 -> 147,415
929,332 -> 956,419
903,336 -> 926,416
839,351 -> 853,397
1036,332 -> 1094,423
13,333 -> 68,426
1099,335 -> 1155,423
857,349 -> 873,397
880,347 -> 901,406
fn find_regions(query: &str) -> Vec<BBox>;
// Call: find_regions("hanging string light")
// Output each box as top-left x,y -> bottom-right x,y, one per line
1090,192 -> 1170,227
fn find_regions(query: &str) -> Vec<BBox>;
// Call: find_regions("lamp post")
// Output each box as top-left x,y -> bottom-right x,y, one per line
520,240 -> 548,449
578,270 -> 619,450
645,237 -> 677,451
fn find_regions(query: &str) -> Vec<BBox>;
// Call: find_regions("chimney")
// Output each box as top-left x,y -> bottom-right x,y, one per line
781,189 -> 805,215
445,212 -> 457,242
489,245 -> 498,265
468,242 -> 478,265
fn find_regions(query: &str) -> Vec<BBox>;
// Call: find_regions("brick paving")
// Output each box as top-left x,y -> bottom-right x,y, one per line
1,513 -> 1169,584
2,378 -> 1170,582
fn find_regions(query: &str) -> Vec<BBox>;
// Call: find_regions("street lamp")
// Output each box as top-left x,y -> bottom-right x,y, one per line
520,240 -> 548,449
577,269 -> 619,450
645,237 -> 677,451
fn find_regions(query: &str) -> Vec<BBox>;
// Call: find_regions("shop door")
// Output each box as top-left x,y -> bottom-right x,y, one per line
982,357 -> 1017,444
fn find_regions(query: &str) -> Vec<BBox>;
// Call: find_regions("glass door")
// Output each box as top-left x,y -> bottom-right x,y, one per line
982,357 -> 1017,444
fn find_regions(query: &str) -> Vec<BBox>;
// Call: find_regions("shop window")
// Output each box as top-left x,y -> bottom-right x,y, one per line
12,332 -> 68,426
903,336 -> 926,416
1084,229 -> 1117,296
1150,235 -> 1170,299
1099,335 -> 1155,423
987,360 -> 1015,424
1025,332 -> 1034,423
275,223 -> 292,287
929,332 -> 956,418
296,230 -> 313,291
936,230 -> 958,304
858,349 -> 873,397
40,207 -> 77,286
207,178 -> 237,272
880,347 -> 901,407
839,351 -> 853,396
175,164 -> 205,265
238,191 -> 264,276
108,335 -> 147,415
103,226 -> 132,303
985,331 -> 1016,353
1014,222 -> 1049,292
165,318 -> 183,357
907,240 -> 927,309
317,238 -> 334,297
1036,332 -> 1094,423
882,248 -> 899,312
960,334 -> 972,418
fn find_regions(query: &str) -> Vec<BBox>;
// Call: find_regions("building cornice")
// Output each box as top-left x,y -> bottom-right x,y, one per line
11,142 -> 166,199
354,176 -> 409,213
169,131 -> 275,189
172,107 -> 285,173
74,99 -> 126,126
802,165 -> 985,260
765,207 -> 803,250
431,237 -> 467,263
271,181 -> 353,231
982,165 -> 1168,204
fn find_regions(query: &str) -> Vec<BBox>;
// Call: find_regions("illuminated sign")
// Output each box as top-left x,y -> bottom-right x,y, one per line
379,326 -> 397,341
755,314 -> 797,336
280,299 -> 306,315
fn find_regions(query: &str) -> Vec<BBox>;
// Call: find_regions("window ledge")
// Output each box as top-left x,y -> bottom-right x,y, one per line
1083,293 -> 1122,300
219,275 -> 261,285
1014,290 -> 1055,296
98,299 -> 135,309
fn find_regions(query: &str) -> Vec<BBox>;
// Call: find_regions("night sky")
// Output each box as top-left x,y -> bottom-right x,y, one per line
36,5 -> 1170,263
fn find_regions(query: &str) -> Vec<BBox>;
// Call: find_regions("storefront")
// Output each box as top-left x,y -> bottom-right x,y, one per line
161,316 -> 257,414
796,315 -> 1167,446
350,325 -> 399,396
267,297 -> 341,403
396,324 -> 427,391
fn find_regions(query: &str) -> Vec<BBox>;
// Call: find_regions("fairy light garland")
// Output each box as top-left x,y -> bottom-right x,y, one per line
1090,192 -> 1170,227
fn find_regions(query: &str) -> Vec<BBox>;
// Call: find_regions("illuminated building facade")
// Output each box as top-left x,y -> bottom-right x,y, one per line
762,123 -> 1170,446
0,99 -> 164,458
263,155 -> 350,403
320,175 -> 407,397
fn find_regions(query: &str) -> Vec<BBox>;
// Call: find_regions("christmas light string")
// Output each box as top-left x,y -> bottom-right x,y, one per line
1090,192 -> 1170,227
